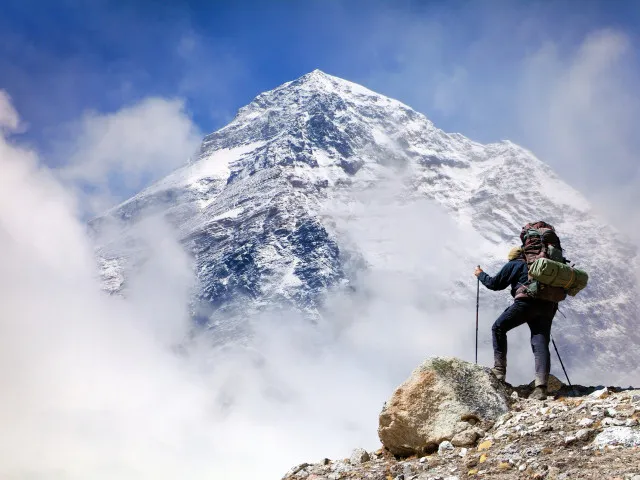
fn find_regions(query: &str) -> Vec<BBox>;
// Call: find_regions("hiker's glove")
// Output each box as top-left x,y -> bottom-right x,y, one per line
474,266 -> 483,277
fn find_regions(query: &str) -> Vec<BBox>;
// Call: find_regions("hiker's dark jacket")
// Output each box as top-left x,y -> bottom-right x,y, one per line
478,259 -> 528,298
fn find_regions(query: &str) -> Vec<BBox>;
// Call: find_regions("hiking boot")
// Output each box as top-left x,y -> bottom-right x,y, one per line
528,386 -> 548,400
491,367 -> 506,382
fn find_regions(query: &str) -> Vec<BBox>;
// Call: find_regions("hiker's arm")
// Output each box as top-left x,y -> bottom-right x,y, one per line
478,263 -> 514,291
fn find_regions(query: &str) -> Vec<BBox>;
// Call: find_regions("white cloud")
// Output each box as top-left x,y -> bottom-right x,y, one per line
0,92 -> 515,479
518,30 -> 639,186
0,90 -> 20,131
58,97 -> 202,213
0,92 -> 190,478
358,8 -> 640,242
516,30 -> 640,243
0,92 -> 419,479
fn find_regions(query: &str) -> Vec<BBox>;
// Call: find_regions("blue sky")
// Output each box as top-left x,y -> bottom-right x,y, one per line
2,0 -> 640,224
3,0 -> 638,139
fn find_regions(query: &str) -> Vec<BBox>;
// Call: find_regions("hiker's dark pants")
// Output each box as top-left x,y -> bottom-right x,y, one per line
492,299 -> 558,386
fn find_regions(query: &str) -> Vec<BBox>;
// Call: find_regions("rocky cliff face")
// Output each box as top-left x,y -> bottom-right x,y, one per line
282,357 -> 640,480
90,70 -> 640,370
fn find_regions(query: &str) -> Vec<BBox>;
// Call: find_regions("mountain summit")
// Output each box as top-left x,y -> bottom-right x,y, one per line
91,70 -> 639,371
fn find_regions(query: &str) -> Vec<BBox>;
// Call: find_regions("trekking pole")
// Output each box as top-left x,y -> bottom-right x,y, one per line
551,335 -> 574,392
551,307 -> 577,394
475,265 -> 480,364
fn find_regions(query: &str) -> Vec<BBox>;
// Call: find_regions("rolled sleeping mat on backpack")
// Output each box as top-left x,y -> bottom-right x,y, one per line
528,258 -> 589,296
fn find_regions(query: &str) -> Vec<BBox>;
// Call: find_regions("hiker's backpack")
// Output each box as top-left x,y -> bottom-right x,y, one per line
514,221 -> 588,302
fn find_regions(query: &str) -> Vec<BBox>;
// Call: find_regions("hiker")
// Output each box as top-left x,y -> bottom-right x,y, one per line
474,246 -> 558,400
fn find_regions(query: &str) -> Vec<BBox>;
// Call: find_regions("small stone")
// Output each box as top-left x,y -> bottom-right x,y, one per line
575,428 -> 594,441
564,435 -> 577,445
451,429 -> 478,447
438,441 -> 454,455
602,418 -> 627,427
625,418 -> 639,427
419,456 -> 427,463
606,408 -> 618,417
468,470 -> 478,476
349,448 -> 370,465
290,463 -> 310,475
524,446 -> 542,457
593,426 -> 640,447
494,429 -> 509,439
511,391 -> 519,399
590,387 -> 608,399
631,395 -> 640,404
617,407 -> 635,418
578,418 -> 595,427
519,464 -> 527,472
479,454 -> 487,464
465,457 -> 478,468
498,462 -> 510,470
477,440 -> 492,451
459,448 -> 468,457
571,402 -> 587,413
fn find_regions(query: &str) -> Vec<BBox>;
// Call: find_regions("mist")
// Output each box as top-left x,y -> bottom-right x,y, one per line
2,14 -> 640,477
0,87 -> 546,478
356,7 -> 640,249
0,91 -> 503,479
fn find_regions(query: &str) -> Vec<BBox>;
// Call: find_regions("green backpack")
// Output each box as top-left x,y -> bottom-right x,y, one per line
528,258 -> 589,297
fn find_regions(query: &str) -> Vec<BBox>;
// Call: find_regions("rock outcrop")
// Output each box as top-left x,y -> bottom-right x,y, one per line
378,357 -> 509,456
282,357 -> 640,480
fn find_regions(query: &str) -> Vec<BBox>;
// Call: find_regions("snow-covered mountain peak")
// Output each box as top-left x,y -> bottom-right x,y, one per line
207,69 -> 437,155
265,68 -> 402,106
92,71 -> 639,373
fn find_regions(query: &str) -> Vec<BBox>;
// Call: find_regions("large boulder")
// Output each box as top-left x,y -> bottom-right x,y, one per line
378,356 -> 509,456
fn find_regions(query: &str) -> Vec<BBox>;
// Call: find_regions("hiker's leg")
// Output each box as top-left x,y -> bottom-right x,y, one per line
492,301 -> 528,375
528,302 -> 556,387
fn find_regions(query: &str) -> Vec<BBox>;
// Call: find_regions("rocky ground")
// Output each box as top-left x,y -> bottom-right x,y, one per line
282,381 -> 640,480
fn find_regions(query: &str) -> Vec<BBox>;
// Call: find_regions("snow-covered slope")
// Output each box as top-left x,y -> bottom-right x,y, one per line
90,70 -> 639,368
